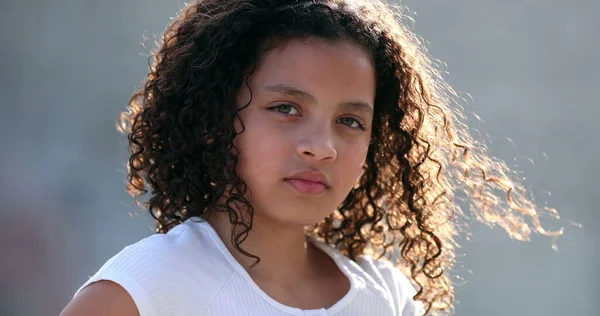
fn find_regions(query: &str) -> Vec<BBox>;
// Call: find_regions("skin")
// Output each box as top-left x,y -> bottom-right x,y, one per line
60,38 -> 375,315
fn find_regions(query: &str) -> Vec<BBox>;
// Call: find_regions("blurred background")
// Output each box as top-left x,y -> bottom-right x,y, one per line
0,0 -> 597,315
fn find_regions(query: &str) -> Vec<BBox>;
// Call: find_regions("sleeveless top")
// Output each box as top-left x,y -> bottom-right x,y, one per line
75,218 -> 423,315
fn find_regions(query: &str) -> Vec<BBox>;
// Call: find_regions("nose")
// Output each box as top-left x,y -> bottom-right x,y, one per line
295,125 -> 337,163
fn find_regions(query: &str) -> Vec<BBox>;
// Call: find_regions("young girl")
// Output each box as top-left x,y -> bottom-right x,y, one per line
61,0 -> 561,315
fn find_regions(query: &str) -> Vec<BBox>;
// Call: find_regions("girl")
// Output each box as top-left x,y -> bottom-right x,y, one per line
61,0 -> 561,315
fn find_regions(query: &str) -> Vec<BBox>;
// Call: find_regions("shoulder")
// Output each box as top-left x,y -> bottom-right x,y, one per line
357,256 -> 425,316
61,280 -> 139,316
70,219 -> 234,316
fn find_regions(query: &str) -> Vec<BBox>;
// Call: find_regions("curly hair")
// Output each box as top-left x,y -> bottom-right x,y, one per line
120,0 -> 562,314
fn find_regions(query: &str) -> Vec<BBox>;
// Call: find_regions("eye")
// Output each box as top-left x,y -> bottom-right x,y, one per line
269,104 -> 300,115
337,117 -> 365,130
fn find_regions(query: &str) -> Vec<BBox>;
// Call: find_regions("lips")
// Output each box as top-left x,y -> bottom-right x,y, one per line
283,170 -> 330,195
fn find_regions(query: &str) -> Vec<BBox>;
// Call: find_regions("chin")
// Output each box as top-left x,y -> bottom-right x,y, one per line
261,206 -> 333,228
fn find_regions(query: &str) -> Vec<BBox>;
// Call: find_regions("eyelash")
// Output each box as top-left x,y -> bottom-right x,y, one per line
267,104 -> 366,131
269,103 -> 300,116
338,117 -> 366,130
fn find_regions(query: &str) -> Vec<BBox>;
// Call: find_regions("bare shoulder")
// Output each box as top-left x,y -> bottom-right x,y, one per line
60,280 -> 139,316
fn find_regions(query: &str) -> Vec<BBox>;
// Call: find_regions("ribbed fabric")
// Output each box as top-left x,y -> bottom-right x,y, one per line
75,218 -> 423,316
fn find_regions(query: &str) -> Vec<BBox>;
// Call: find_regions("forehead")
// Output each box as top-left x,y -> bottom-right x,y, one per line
248,38 -> 376,105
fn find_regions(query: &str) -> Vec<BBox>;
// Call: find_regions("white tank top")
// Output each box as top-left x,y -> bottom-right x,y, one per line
75,218 -> 423,315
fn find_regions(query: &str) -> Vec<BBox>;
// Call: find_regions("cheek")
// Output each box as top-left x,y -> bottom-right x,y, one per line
337,144 -> 369,178
234,123 -> 288,180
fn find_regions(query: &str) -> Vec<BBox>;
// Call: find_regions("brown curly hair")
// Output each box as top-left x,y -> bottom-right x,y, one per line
119,0 -> 562,314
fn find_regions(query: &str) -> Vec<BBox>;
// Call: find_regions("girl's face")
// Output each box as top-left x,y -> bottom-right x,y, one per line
234,38 -> 375,227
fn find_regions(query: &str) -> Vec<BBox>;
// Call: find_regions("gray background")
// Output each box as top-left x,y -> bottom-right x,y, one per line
0,0 -> 597,315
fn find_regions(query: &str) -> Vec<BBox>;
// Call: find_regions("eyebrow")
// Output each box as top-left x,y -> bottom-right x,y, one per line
260,83 -> 374,115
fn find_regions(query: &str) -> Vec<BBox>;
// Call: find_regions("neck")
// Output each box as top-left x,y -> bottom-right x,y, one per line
206,210 -> 321,284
